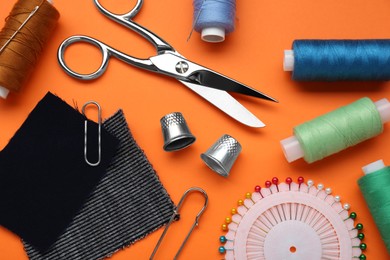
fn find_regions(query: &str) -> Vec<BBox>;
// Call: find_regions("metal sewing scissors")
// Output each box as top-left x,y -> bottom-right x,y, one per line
57,0 -> 277,127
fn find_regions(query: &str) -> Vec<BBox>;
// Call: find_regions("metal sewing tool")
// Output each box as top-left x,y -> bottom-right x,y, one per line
160,112 -> 196,151
82,101 -> 102,167
150,187 -> 208,260
201,134 -> 242,177
57,0 -> 277,128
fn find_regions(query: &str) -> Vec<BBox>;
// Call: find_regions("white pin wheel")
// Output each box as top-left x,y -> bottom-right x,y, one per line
219,177 -> 367,260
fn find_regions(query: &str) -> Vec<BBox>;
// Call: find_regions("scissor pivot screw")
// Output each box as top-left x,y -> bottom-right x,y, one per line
175,61 -> 189,74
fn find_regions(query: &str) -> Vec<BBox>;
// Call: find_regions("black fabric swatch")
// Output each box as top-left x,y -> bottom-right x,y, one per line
23,110 -> 175,260
0,92 -> 118,253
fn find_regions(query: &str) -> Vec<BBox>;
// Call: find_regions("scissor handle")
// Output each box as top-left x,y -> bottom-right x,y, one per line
58,35 -> 155,80
94,0 -> 175,54
57,35 -> 110,80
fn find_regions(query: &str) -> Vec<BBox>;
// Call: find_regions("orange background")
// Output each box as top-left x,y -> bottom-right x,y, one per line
0,0 -> 390,259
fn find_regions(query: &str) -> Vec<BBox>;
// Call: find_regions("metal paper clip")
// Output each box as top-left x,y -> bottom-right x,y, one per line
150,187 -> 208,260
82,101 -> 101,167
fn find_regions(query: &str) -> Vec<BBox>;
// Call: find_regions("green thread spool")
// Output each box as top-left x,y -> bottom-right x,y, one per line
281,97 -> 390,163
359,160 -> 390,253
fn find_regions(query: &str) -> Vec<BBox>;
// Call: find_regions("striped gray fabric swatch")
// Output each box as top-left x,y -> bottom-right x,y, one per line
24,110 -> 174,259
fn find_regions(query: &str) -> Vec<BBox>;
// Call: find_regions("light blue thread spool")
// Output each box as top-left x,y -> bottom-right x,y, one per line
193,0 -> 236,42
284,40 -> 390,81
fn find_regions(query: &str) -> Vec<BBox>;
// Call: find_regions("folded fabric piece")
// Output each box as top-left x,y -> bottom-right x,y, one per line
0,92 -> 118,252
24,110 -> 175,260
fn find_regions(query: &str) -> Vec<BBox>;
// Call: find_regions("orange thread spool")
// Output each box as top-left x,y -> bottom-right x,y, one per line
0,0 -> 59,99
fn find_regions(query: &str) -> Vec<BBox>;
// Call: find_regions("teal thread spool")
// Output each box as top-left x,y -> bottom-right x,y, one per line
281,97 -> 390,163
283,40 -> 390,81
359,160 -> 390,253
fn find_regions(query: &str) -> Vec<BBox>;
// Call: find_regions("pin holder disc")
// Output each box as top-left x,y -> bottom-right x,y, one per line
219,178 -> 366,260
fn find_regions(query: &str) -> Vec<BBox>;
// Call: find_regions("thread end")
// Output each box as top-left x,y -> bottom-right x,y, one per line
362,160 -> 385,175
201,27 -> 225,43
283,50 -> 294,71
280,135 -> 304,163
0,86 -> 10,99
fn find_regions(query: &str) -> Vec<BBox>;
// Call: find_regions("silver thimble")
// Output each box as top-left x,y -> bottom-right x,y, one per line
201,134 -> 242,177
160,112 -> 196,151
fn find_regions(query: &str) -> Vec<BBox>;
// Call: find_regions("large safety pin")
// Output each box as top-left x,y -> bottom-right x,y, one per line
150,187 -> 208,260
82,101 -> 102,167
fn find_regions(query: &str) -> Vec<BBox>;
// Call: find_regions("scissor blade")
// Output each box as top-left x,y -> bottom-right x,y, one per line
188,70 -> 278,102
179,80 -> 265,128
149,53 -> 277,102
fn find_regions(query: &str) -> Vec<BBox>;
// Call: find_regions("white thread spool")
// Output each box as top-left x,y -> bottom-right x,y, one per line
362,160 -> 385,175
201,27 -> 225,43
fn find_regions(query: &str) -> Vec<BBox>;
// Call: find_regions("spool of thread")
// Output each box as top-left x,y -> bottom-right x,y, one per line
193,0 -> 236,43
280,97 -> 390,163
358,160 -> 390,253
0,0 -> 59,99
283,40 -> 390,81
